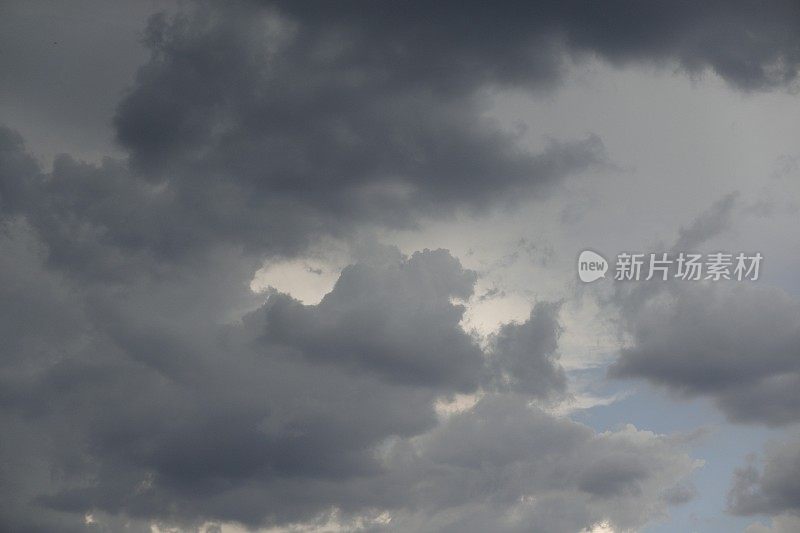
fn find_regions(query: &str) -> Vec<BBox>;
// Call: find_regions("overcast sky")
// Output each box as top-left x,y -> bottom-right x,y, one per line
2,1 -> 800,532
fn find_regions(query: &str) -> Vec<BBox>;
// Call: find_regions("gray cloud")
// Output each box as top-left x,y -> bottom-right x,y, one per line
6,0 -> 799,270
745,514 -> 800,533
610,282 -> 800,426
0,117 -> 599,280
252,248 -> 484,391
112,0 -> 800,254
728,436 -> 800,517
106,0 -> 800,264
106,1 -> 609,264
4,227 -> 674,531
9,1 -> 800,530
606,194 -> 800,426
484,301 -> 567,399
674,192 -> 739,251
0,105 -> 597,529
377,395 -> 697,533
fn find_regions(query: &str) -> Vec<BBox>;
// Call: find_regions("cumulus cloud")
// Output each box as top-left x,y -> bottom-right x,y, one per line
0,227 -> 696,531
376,395 -> 698,533
1,110 -> 695,529
13,0 -> 800,530
0,105 -> 684,530
0,129 -> 588,530
252,248 -> 484,391
484,301 -> 567,398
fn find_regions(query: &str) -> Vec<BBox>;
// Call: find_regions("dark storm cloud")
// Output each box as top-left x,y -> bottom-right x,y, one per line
111,0 -> 604,258
728,436 -> 800,516
107,0 -> 800,261
0,0 -> 174,163
1,103 -> 688,530
9,0 -> 796,529
0,126 -> 354,276
274,0 -> 800,89
8,0 -> 800,269
2,106 -> 597,276
0,232 -> 693,531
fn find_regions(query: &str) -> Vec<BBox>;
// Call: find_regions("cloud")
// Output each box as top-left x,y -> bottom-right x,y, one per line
110,0 -> 800,258
252,248 -> 484,391
0,221 -> 694,531
673,192 -> 739,251
376,396 -> 697,533
484,301 -> 567,398
110,2 -> 605,261
745,515 -> 800,533
610,282 -> 800,426
12,1 -> 800,530
605,194 -> 800,426
1,110 -> 688,529
104,0 -> 800,263
729,436 -> 800,517
263,0 -> 800,93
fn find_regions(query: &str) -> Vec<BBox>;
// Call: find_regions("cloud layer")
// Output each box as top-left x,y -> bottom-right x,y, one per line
0,220 -> 696,531
6,0 -> 800,531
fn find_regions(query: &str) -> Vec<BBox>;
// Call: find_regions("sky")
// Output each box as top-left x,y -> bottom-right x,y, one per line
2,1 -> 800,532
